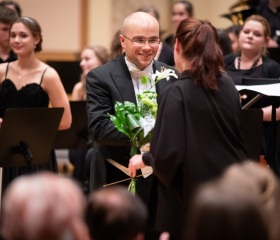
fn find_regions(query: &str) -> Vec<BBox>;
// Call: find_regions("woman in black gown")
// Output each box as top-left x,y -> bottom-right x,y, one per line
129,18 -> 246,239
0,17 -> 72,193
224,15 -> 280,175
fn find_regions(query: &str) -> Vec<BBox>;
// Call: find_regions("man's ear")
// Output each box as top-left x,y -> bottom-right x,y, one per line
119,34 -> 126,48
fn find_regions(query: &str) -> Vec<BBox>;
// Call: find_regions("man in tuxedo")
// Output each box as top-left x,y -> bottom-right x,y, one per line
86,12 -> 177,204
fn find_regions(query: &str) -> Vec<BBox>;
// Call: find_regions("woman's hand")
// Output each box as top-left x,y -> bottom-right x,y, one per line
128,154 -> 145,178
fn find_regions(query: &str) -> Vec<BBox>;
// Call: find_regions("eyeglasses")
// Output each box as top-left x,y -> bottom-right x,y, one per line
122,35 -> 160,46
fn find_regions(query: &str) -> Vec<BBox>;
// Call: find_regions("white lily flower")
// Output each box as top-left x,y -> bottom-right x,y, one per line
139,115 -> 155,137
152,67 -> 178,82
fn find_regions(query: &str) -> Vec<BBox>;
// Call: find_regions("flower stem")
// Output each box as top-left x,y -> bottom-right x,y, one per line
130,145 -> 139,157
128,179 -> 136,195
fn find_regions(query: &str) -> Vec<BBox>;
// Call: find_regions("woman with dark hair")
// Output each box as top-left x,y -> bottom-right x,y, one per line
0,17 -> 71,193
164,1 -> 194,47
225,24 -> 242,53
217,28 -> 233,55
110,28 -> 123,60
129,18 -> 246,239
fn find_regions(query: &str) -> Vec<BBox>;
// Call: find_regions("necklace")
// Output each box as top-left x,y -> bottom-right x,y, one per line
17,66 -> 24,80
237,56 -> 261,70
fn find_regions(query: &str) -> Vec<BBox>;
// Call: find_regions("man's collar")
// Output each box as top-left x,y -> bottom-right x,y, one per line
125,57 -> 154,75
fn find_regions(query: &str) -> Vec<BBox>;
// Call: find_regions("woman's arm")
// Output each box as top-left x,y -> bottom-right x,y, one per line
42,67 -> 72,130
71,81 -> 83,101
262,106 -> 280,121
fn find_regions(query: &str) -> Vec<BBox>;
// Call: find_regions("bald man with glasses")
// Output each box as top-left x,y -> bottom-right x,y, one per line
86,11 -> 177,215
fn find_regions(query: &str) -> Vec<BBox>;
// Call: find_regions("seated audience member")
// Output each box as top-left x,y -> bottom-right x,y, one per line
85,186 -> 148,240
137,5 -> 175,66
0,0 -> 21,17
0,7 -> 18,63
186,161 -> 280,240
221,161 -> 280,240
217,28 -> 233,55
225,24 -> 242,54
1,172 -> 89,240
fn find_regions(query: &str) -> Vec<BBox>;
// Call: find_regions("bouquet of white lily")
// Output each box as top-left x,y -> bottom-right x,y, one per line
108,67 -> 178,193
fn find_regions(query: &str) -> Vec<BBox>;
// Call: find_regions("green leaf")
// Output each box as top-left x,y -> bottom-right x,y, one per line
126,114 -> 141,131
114,102 -> 127,124
108,114 -> 130,137
131,127 -> 144,149
141,75 -> 151,85
128,179 -> 137,195
130,145 -> 140,156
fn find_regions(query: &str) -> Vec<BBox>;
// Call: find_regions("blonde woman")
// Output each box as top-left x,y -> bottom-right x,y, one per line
71,45 -> 109,101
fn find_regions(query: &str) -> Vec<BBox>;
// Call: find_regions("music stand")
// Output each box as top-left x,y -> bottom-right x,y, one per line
241,109 -> 263,161
0,107 -> 63,203
0,107 -> 63,167
54,101 -> 89,149
239,78 -> 280,175
267,47 -> 280,64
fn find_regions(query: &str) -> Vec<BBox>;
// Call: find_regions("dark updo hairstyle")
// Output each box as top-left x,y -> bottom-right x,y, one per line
11,16 -> 43,52
175,18 -> 224,90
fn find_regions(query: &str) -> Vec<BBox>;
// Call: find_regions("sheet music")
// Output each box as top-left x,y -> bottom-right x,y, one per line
236,83 -> 280,97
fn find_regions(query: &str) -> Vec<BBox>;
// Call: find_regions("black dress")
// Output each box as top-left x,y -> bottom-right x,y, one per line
148,71 -> 246,239
0,63 -> 58,194
224,54 -> 280,176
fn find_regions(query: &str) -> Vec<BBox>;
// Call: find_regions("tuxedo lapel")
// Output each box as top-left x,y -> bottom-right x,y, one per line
110,57 -> 173,104
110,57 -> 137,104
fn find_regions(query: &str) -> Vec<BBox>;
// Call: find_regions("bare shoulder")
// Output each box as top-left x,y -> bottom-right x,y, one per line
43,64 -> 60,79
73,81 -> 83,91
40,62 -> 61,85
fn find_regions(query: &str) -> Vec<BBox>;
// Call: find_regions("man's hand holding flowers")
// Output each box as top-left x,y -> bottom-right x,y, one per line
109,67 -> 178,190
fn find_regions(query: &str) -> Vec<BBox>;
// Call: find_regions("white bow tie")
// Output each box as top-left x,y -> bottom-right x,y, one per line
128,66 -> 151,79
